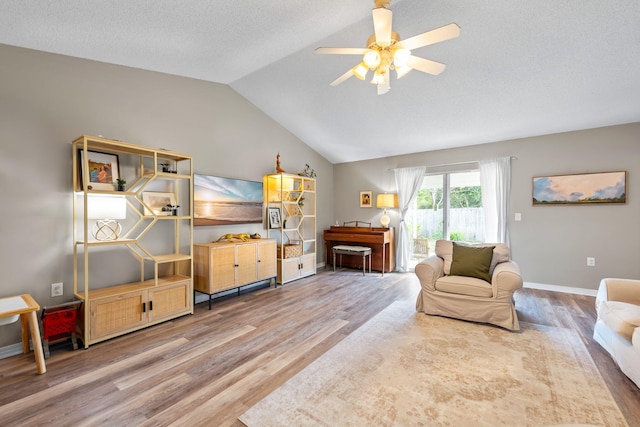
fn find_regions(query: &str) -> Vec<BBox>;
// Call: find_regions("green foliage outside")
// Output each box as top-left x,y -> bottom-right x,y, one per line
416,186 -> 482,210
411,185 -> 483,242
449,231 -> 465,241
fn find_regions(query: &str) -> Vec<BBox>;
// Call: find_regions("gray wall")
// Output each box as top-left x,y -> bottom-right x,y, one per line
0,44 -> 333,348
334,123 -> 640,290
1,42 -> 638,350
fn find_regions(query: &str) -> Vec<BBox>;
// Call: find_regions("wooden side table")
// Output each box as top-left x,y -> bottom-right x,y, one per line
0,294 -> 46,374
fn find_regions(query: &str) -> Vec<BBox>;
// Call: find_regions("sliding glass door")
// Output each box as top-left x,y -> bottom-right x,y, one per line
407,170 -> 484,267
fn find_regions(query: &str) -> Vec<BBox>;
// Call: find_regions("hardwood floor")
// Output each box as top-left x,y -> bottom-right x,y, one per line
0,269 -> 638,426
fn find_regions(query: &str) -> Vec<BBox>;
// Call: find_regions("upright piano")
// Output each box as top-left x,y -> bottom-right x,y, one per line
323,226 -> 395,274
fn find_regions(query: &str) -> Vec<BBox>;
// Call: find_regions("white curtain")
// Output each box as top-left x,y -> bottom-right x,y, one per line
394,166 -> 427,272
479,157 -> 511,244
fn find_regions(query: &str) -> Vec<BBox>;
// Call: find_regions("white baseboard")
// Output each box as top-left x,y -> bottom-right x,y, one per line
0,342 -> 30,360
523,281 -> 597,297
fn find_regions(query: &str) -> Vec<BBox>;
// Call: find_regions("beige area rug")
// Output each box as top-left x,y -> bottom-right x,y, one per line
239,301 -> 628,427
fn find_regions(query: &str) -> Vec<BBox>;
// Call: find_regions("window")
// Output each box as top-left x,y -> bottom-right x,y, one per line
407,170 -> 484,266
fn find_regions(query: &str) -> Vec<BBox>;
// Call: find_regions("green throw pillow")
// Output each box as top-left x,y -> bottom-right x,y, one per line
449,242 -> 495,283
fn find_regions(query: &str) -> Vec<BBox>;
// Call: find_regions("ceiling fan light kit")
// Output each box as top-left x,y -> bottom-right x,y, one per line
316,0 -> 460,95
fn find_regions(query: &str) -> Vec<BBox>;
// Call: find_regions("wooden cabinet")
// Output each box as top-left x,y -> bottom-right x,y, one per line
257,239 -> 278,281
86,278 -> 190,342
194,239 -> 276,308
264,173 -> 316,284
72,135 -> 193,348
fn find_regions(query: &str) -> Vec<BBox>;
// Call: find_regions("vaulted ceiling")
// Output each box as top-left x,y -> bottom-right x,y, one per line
1,0 -> 639,163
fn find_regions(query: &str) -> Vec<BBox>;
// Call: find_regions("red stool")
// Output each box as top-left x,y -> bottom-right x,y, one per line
40,301 -> 82,358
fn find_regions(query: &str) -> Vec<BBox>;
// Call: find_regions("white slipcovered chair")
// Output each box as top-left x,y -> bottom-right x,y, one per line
415,240 -> 523,331
593,278 -> 640,388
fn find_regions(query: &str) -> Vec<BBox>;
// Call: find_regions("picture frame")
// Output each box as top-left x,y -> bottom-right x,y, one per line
360,191 -> 373,208
193,174 -> 263,226
268,207 -> 282,228
532,171 -> 626,206
142,192 -> 177,216
79,150 -> 120,191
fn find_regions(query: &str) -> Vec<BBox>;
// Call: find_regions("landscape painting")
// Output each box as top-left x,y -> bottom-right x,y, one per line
533,171 -> 626,205
194,174 -> 263,225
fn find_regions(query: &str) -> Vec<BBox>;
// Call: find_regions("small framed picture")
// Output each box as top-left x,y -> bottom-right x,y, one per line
268,207 -> 282,228
79,150 -> 120,191
142,192 -> 177,216
360,191 -> 372,208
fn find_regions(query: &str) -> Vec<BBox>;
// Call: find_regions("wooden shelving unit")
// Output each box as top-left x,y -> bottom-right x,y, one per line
72,135 -> 193,348
263,173 -> 316,284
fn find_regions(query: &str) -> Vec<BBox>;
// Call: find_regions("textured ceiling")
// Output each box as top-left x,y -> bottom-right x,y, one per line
1,0 -> 639,163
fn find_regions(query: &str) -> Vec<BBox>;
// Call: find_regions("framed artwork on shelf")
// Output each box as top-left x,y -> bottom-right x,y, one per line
532,171 -> 626,205
268,207 -> 282,228
79,150 -> 120,191
360,191 -> 372,208
142,192 -> 177,216
193,174 -> 263,226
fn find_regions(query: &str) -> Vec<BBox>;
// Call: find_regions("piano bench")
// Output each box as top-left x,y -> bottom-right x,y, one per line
332,245 -> 372,276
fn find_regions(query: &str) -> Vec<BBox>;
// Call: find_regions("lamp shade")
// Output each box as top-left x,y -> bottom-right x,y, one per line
376,193 -> 397,227
87,195 -> 127,219
87,195 -> 126,241
376,193 -> 398,209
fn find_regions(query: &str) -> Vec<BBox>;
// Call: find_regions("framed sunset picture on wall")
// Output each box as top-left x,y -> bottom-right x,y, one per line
194,174 -> 263,225
532,171 -> 626,205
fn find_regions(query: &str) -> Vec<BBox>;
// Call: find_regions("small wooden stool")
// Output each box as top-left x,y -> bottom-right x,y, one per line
332,245 -> 372,276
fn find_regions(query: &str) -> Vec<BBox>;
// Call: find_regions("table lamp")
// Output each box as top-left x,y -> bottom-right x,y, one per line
376,193 -> 398,227
87,194 -> 127,241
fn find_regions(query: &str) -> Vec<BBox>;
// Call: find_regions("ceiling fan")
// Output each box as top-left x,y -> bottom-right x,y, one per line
315,0 -> 460,95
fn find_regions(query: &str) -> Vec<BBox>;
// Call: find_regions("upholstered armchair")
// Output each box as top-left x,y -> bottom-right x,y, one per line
415,240 -> 523,331
593,278 -> 640,387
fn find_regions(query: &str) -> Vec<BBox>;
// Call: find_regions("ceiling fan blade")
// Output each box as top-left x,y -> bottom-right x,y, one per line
315,47 -> 368,55
397,23 -> 461,51
377,72 -> 391,95
372,7 -> 393,46
405,55 -> 446,75
330,69 -> 355,86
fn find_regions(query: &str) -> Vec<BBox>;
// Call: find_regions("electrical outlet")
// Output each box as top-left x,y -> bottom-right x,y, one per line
51,282 -> 63,297
514,213 -> 522,221
586,257 -> 595,267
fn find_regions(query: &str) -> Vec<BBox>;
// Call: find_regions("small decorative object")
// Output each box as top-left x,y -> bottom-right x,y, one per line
360,191 -> 372,208
268,207 -> 282,228
165,204 -> 180,216
299,163 -> 316,178
160,162 -> 171,173
276,153 -> 285,173
116,178 -> 126,191
215,233 -> 262,242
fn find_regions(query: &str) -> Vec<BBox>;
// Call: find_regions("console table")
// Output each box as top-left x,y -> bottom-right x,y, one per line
0,294 -> 46,374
